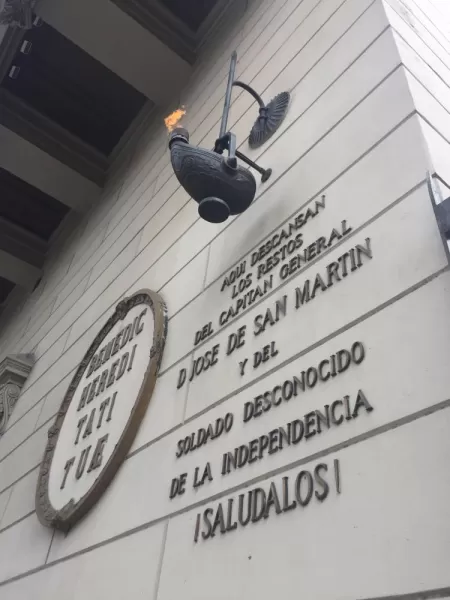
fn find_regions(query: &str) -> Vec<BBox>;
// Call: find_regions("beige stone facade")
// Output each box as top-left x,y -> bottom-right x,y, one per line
0,0 -> 450,597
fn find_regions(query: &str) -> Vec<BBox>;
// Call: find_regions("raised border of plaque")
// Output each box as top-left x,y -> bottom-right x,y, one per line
35,289 -> 167,531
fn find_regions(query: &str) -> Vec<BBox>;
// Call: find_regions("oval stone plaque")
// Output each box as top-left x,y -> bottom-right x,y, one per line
36,290 -> 167,531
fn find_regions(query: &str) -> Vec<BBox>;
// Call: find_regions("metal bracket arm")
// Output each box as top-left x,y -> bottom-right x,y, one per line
427,171 -> 450,239
213,132 -> 271,181
434,198 -> 450,239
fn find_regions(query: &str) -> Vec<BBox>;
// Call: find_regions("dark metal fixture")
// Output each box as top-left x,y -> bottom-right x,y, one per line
169,127 -> 257,224
427,171 -> 450,265
169,51 -> 290,224
428,172 -> 450,240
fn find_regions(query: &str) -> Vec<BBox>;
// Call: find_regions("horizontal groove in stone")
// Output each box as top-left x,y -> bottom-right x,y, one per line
0,392 -> 449,589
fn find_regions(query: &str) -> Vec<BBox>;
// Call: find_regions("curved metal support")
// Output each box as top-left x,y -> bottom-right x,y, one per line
213,52 -> 278,180
232,81 -> 266,109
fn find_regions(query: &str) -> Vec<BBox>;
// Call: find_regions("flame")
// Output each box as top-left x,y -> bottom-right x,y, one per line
164,107 -> 186,133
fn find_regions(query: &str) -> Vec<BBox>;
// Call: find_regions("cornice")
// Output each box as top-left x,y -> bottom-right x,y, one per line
0,353 -> 34,383
111,0 -> 197,64
0,88 -> 108,185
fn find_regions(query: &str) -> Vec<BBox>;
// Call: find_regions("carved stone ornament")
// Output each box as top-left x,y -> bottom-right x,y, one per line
35,290 -> 167,532
0,0 -> 37,28
0,353 -> 34,434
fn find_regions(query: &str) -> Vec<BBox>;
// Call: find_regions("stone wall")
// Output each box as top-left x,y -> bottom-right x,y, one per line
0,0 -> 449,597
